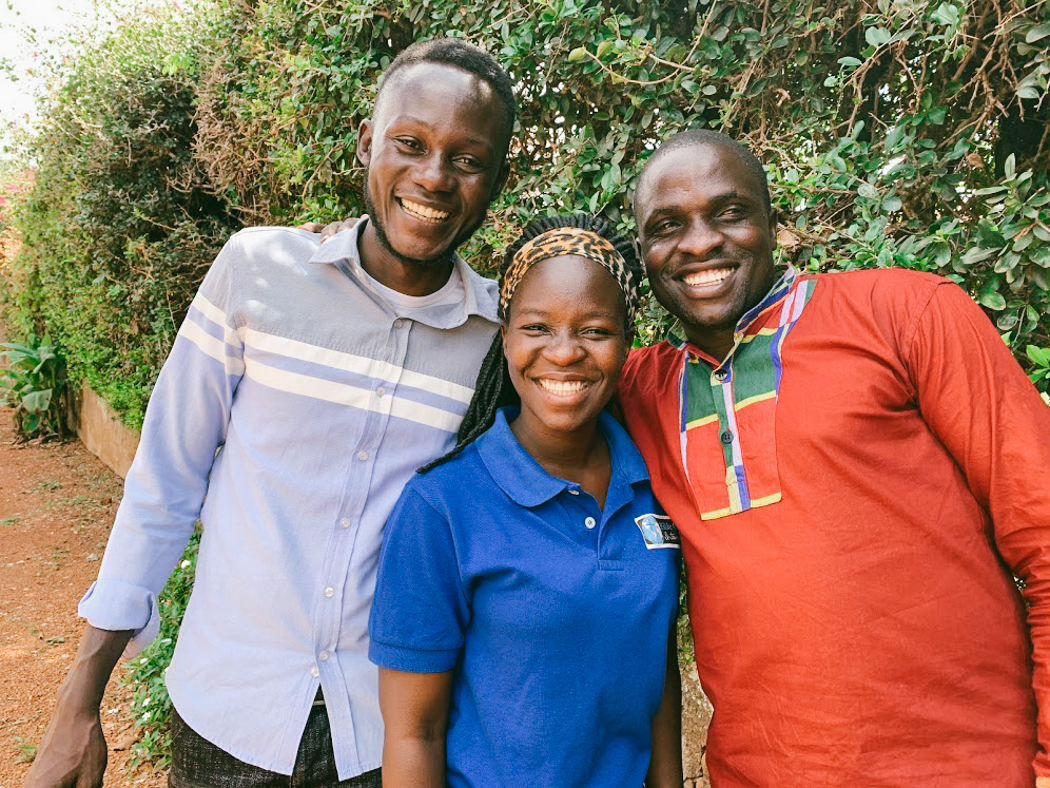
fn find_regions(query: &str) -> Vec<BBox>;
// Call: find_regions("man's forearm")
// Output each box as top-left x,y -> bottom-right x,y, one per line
58,625 -> 133,709
24,625 -> 133,788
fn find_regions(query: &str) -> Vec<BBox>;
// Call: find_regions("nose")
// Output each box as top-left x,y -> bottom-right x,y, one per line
543,331 -> 586,365
412,152 -> 454,193
678,217 -> 725,258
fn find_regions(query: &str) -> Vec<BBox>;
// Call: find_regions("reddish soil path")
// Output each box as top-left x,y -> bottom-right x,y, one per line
0,407 -> 166,787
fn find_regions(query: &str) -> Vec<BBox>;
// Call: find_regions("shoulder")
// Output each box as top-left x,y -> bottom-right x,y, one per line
222,226 -> 320,262
808,267 -> 950,301
621,343 -> 680,396
405,441 -> 489,507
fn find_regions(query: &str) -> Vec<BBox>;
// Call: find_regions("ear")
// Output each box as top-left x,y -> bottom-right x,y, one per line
357,120 -> 374,167
768,208 -> 779,245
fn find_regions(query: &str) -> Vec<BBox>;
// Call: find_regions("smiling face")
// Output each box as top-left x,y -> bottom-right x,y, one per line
634,141 -> 778,360
502,255 -> 629,447
356,62 -> 511,293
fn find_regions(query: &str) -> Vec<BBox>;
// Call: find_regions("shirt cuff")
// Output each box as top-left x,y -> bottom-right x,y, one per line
368,639 -> 459,673
78,580 -> 160,658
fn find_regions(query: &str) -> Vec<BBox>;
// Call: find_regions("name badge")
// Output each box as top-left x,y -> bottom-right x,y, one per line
634,513 -> 680,550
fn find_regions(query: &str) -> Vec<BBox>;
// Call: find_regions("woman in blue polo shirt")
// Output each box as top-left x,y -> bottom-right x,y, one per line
368,214 -> 682,787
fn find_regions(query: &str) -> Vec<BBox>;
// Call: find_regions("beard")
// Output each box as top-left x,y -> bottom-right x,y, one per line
362,175 -> 487,270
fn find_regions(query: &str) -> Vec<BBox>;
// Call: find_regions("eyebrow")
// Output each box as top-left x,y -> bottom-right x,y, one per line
386,115 -> 496,152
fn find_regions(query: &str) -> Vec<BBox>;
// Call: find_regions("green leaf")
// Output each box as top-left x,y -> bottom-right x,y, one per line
978,291 -> 1007,310
21,389 -> 53,413
837,56 -> 862,68
1025,22 -> 1050,43
857,181 -> 880,200
568,47 -> 588,62
865,27 -> 891,47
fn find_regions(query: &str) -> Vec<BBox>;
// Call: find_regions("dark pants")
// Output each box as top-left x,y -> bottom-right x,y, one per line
168,705 -> 382,788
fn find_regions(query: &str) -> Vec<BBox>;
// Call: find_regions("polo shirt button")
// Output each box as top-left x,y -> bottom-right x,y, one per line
340,518 -> 350,528
324,587 -> 334,597
319,651 -> 330,661
568,489 -> 580,495
357,451 -> 369,461
720,429 -> 734,444
376,386 -> 387,397
393,319 -> 404,329
714,368 -> 728,381
584,517 -> 596,529
310,666 -> 319,677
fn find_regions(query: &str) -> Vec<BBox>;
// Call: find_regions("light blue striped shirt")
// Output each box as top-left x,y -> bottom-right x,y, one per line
79,221 -> 500,778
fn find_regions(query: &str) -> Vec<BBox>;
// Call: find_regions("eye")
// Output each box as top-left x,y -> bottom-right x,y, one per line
648,218 -> 679,237
718,204 -> 747,220
453,154 -> 485,173
393,137 -> 424,153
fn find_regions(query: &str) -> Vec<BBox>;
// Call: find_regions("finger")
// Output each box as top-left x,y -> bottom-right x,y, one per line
297,222 -> 325,233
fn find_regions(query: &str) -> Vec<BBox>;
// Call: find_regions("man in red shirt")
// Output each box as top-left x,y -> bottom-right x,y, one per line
619,129 -> 1050,786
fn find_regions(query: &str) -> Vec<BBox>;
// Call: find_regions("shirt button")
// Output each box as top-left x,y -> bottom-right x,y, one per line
357,451 -> 369,461
376,386 -> 387,398
720,430 -> 734,444
340,518 -> 350,528
393,319 -> 404,329
324,587 -> 334,598
568,489 -> 580,496
319,651 -> 330,662
584,517 -> 596,529
310,666 -> 319,677
714,368 -> 728,381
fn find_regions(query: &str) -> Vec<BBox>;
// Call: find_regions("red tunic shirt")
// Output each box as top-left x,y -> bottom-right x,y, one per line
620,268 -> 1050,786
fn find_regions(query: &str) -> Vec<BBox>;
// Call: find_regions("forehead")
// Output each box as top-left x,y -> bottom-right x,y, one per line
375,63 -> 508,145
512,255 -> 623,311
636,143 -> 764,217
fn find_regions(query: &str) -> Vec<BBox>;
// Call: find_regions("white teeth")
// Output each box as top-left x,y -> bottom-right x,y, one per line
538,379 -> 589,396
401,198 -> 450,221
683,268 -> 732,286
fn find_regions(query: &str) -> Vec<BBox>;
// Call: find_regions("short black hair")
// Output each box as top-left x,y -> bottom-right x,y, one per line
419,213 -> 638,473
634,129 -> 772,218
375,38 -> 516,142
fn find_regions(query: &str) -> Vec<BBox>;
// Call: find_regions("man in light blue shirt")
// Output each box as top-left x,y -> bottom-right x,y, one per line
26,38 -> 515,788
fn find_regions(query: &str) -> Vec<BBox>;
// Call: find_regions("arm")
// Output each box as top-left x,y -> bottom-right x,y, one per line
378,667 -> 453,787
645,623 -> 683,788
24,626 -> 132,788
907,280 -> 1050,779
29,238 -> 248,786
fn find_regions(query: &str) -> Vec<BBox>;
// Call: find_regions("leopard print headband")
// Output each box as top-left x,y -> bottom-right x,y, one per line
499,227 -> 640,325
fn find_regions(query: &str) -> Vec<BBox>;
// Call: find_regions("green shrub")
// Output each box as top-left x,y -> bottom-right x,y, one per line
0,333 -> 70,440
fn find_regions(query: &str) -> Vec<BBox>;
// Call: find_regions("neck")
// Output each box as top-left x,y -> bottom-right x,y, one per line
509,414 -> 608,481
357,224 -> 455,296
688,328 -> 735,363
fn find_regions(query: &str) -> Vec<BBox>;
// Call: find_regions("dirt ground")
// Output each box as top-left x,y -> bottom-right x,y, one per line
0,406 -> 166,787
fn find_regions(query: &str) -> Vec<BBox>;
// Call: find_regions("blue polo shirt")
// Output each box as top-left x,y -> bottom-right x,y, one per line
369,408 -> 680,787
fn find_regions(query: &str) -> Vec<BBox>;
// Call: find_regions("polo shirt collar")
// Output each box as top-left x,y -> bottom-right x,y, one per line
477,407 -> 650,508
308,217 -> 500,325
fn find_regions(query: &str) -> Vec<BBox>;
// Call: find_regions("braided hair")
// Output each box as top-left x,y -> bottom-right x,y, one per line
419,213 -> 641,473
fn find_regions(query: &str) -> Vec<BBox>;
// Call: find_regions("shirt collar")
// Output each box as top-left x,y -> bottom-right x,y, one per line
667,266 -> 799,352
308,218 -> 500,326
476,407 -> 649,508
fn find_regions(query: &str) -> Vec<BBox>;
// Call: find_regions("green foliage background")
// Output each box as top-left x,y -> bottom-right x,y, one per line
5,0 -> 1050,423
2,0 -> 1049,767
